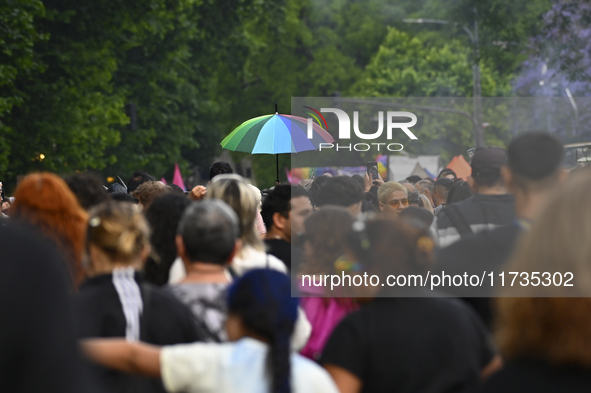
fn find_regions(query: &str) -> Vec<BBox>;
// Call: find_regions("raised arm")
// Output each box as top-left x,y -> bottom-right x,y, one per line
81,338 -> 162,378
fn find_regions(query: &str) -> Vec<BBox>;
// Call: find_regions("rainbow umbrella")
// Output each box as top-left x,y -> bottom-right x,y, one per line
221,106 -> 334,183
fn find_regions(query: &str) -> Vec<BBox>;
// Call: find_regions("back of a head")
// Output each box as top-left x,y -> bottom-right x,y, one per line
178,199 -> 239,264
13,173 -> 84,219
446,180 -> 473,205
315,176 -> 363,208
227,268 -> 298,393
208,175 -> 262,250
12,172 -> 87,285
433,177 -> 453,199
87,201 -> 149,264
302,206 -> 355,274
308,175 -> 331,207
144,193 -> 192,285
348,217 -> 432,279
131,181 -> 171,209
416,180 -> 434,194
402,183 -> 420,206
64,173 -> 110,210
399,206 -> 435,230
406,175 -> 422,184
470,147 -> 507,188
261,185 -> 307,231
127,171 -> 155,194
437,169 -> 457,180
507,131 -> 564,192
351,174 -> 365,190
209,161 -> 233,181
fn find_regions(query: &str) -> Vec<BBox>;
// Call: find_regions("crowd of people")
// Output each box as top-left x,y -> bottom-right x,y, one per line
2,130 -> 591,393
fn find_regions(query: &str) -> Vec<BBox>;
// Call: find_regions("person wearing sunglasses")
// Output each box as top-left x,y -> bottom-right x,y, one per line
377,181 -> 409,215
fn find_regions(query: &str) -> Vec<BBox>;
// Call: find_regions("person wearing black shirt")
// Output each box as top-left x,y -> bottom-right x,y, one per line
73,202 -> 199,393
430,147 -> 515,248
261,185 -> 311,270
1,223 -> 97,393
321,216 -> 501,393
323,297 -> 498,393
434,132 -> 566,328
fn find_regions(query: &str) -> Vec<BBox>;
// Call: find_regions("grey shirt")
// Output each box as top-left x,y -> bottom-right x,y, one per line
166,283 -> 229,343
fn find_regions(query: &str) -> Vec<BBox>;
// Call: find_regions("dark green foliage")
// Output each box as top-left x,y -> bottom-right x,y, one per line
0,0 -> 553,190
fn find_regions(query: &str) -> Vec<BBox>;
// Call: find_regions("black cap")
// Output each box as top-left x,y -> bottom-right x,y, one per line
471,147 -> 507,177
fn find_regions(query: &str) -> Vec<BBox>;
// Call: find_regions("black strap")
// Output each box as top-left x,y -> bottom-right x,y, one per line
444,204 -> 474,238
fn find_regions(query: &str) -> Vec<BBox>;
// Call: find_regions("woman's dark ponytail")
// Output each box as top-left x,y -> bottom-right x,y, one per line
227,269 -> 298,393
268,328 -> 291,393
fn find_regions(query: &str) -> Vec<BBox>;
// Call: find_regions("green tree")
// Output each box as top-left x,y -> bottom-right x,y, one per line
1,0 -> 276,190
0,0 -> 46,175
350,28 -> 512,160
2,0 -> 135,189
104,0 -> 274,180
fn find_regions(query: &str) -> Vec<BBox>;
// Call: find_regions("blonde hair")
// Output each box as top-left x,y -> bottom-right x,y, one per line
419,194 -> 434,214
207,175 -> 263,251
87,201 -> 150,263
377,181 -> 407,204
495,168 -> 591,366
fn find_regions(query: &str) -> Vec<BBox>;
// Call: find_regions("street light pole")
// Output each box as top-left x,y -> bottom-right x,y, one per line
403,11 -> 486,148
471,8 -> 485,148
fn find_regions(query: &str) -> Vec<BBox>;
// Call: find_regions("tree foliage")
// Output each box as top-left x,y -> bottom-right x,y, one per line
0,0 -> 46,173
350,28 -> 511,160
0,0 -> 277,190
0,0 -> 558,190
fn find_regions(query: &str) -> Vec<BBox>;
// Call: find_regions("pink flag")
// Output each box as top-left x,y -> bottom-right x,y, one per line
160,177 -> 167,185
172,163 -> 186,191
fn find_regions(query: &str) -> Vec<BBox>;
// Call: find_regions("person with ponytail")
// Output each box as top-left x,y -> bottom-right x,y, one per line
74,201 -> 200,393
81,269 -> 338,393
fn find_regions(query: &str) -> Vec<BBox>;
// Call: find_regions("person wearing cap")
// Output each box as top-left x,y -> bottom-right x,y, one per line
429,147 -> 515,248
433,132 -> 566,329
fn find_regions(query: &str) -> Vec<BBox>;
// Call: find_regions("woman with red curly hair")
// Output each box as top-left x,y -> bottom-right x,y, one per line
11,172 -> 87,287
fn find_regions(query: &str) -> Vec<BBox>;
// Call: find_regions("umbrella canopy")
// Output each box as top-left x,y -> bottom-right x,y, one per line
221,114 -> 334,154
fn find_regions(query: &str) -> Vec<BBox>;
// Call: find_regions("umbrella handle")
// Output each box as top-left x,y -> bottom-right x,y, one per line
276,154 -> 280,184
